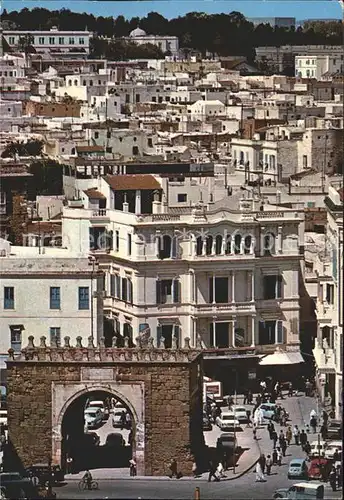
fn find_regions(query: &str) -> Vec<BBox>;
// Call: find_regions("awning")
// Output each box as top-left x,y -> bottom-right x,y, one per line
259,350 -> 304,366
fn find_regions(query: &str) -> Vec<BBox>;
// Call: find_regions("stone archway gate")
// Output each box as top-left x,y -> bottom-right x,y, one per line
6,336 -> 204,476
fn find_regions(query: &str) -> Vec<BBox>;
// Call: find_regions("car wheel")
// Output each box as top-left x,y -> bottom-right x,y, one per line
287,475 -> 291,480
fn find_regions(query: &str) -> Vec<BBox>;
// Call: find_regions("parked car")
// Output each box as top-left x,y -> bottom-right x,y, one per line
105,433 -> 125,448
216,412 -> 240,431
25,463 -> 64,484
324,441 -> 342,460
273,482 -> 324,499
112,408 -> 127,428
326,420 -> 342,440
258,403 -> 277,420
87,400 -> 107,416
203,413 -> 212,431
233,406 -> 248,423
216,433 -> 238,463
287,459 -> 309,480
309,440 -> 327,458
84,407 -> 103,429
0,410 -> 7,429
308,458 -> 329,480
0,473 -> 37,499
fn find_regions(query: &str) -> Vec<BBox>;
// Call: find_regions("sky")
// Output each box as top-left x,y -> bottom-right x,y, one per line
1,0 -> 343,21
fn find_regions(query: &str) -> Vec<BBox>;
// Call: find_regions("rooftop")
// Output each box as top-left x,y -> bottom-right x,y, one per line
83,189 -> 106,200
104,174 -> 162,191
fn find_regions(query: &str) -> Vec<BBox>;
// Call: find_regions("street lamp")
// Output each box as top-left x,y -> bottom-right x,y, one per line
88,256 -> 97,342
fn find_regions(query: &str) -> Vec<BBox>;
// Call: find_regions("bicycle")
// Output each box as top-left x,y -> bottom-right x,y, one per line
78,479 -> 99,491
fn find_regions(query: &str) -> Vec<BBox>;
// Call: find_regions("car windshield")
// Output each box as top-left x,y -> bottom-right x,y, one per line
85,410 -> 97,417
235,408 -> 245,412
290,462 -> 302,468
222,415 -> 235,420
114,411 -> 123,417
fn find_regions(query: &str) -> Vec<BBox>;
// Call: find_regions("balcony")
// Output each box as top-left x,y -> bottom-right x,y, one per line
90,209 -> 110,223
315,301 -> 334,324
195,301 -> 256,316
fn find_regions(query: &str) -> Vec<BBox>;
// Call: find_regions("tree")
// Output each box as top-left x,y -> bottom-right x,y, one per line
18,33 -> 34,55
29,160 -> 64,196
9,194 -> 28,245
1,140 -> 43,158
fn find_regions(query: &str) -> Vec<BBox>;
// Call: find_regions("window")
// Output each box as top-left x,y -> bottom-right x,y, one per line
106,147 -> 112,154
94,131 -> 99,139
58,37 -> 64,45
156,279 -> 180,304
234,234 -> 241,254
121,277 -> 133,303
263,275 -> 282,300
38,37 -> 45,44
110,274 -> 121,298
4,287 -> 14,309
206,235 -> 213,255
69,37 -> 75,45
326,284 -> 334,305
196,236 -> 203,256
209,277 -> 229,304
148,138 -> 153,147
50,327 -> 61,346
9,36 -> 15,45
79,38 -> 85,45
49,37 -> 55,45
115,230 -> 119,251
132,146 -> 139,155
263,233 -> 275,255
177,193 -> 187,203
135,94 -> 140,103
158,235 -> 174,259
215,235 -> 222,255
50,287 -> 61,309
259,320 -> 278,345
127,233 -> 132,256
78,287 -> 89,310
244,235 -> 252,255
10,326 -> 22,352
303,155 -> 308,168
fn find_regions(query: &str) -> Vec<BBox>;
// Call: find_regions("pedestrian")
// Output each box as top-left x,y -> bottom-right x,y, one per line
169,458 -> 179,479
320,424 -> 327,440
222,451 -> 228,471
66,456 -> 73,475
208,460 -> 220,482
227,395 -> 234,410
247,390 -> 253,405
288,382 -> 293,397
276,448 -> 282,466
286,426 -> 292,445
322,410 -> 328,425
255,460 -> 266,482
278,430 -> 285,447
129,458 -> 137,477
192,462 -> 198,478
305,424 -> 310,434
280,413 -> 287,427
281,440 -> 287,457
305,380 -> 311,397
120,410 -> 126,430
332,449 -> 340,462
267,421 -> 273,439
243,389 -> 248,405
272,448 -> 278,465
293,425 -> 300,445
253,424 -> 257,440
125,412 -> 131,430
329,467 -> 337,491
304,441 -> 311,456
310,416 -> 317,434
246,409 -> 251,427
271,430 -> 278,448
266,455 -> 272,475
217,461 -> 226,479
300,430 -> 307,450
256,394 -> 261,406
260,454 -> 266,474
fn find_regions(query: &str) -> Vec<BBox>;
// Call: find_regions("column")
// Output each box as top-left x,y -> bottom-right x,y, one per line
202,236 -> 207,256
251,316 -> 256,347
190,235 -> 195,257
212,318 -> 216,347
277,226 -> 283,254
231,271 -> 235,303
212,274 -> 216,304
231,317 -> 236,347
155,234 -> 161,257
247,271 -> 252,301
212,237 -> 216,256
135,189 -> 141,215
191,317 -> 196,347
221,231 -> 227,255
189,272 -> 194,303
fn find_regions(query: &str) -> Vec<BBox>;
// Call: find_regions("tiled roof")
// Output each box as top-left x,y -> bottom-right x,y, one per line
76,145 -> 104,153
83,189 -> 106,200
104,174 -> 161,191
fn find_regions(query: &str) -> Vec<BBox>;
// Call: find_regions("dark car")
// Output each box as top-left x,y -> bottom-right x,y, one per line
327,420 -> 342,440
25,463 -> 64,485
216,433 -> 238,452
0,473 -> 37,499
203,414 -> 212,431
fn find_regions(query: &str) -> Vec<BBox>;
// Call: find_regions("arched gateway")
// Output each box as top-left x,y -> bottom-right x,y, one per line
6,336 -> 204,476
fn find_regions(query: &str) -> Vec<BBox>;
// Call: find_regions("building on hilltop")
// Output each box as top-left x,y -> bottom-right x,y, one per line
248,17 -> 296,28
122,27 -> 179,57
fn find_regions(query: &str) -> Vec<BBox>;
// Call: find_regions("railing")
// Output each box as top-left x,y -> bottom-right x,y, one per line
92,209 -> 108,217
256,211 -> 285,218
151,214 -> 181,221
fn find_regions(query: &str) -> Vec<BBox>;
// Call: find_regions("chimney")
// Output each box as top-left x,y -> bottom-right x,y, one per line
135,189 -> 141,215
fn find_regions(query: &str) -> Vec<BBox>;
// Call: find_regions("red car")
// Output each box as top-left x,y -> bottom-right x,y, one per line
308,458 -> 329,480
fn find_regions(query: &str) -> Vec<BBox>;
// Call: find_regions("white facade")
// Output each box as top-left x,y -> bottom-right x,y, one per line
3,28 -> 90,55
295,55 -> 344,79
0,241 -> 104,354
187,100 -> 226,119
123,28 -> 179,56
61,183 -> 303,354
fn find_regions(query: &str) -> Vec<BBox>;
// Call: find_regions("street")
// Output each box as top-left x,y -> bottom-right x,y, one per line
57,392 -> 343,499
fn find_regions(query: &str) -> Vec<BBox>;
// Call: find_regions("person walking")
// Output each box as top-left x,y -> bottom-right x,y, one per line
278,430 -> 285,447
120,410 -> 126,431
329,467 -> 337,491
247,390 -> 253,405
281,439 -> 287,458
129,458 -> 137,477
276,448 -> 282,466
320,423 -> 328,440
253,424 -> 257,440
272,448 -> 278,465
267,421 -> 273,439
208,460 -> 220,482
169,458 -> 179,479
304,441 -> 311,456
286,426 -> 292,446
293,425 -> 300,445
66,456 -> 73,475
260,454 -> 266,474
310,416 -> 317,434
243,389 -> 248,405
266,455 -> 272,475
300,430 -> 307,451
271,429 -> 278,448
332,449 -> 340,462
288,382 -> 293,397
255,459 -> 266,482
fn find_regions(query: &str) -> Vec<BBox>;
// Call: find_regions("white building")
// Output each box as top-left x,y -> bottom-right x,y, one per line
123,28 -> 179,56
187,100 -> 226,119
0,239 -> 104,355
61,174 -> 304,369
295,55 -> 343,79
3,28 -> 91,56
312,184 -> 343,418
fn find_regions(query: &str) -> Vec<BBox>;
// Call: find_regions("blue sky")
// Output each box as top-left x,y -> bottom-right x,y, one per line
1,1 -> 343,21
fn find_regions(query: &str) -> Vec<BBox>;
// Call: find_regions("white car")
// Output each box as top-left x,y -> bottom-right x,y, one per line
84,407 -> 103,429
309,440 -> 327,457
87,400 -> 107,414
258,403 -> 276,420
0,410 -> 7,428
324,441 -> 342,460
233,406 -> 248,423
112,407 -> 127,428
216,412 -> 240,431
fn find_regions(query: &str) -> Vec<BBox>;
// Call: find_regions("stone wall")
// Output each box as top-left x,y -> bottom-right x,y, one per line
6,335 -> 204,477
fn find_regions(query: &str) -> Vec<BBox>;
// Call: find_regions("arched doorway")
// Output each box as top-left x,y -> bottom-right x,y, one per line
52,382 -> 145,475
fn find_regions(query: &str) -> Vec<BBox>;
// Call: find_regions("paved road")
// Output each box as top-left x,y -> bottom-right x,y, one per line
58,393 -> 342,499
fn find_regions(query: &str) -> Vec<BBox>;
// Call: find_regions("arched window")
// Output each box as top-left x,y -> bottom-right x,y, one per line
158,235 -> 172,259
82,80 -> 86,86
206,235 -> 213,255
74,79 -> 78,86
196,236 -> 203,256
225,234 -> 231,254
234,234 -> 242,254
244,235 -> 252,255
68,80 -> 72,86
264,233 -> 275,256
239,151 -> 244,165
215,235 -> 222,255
